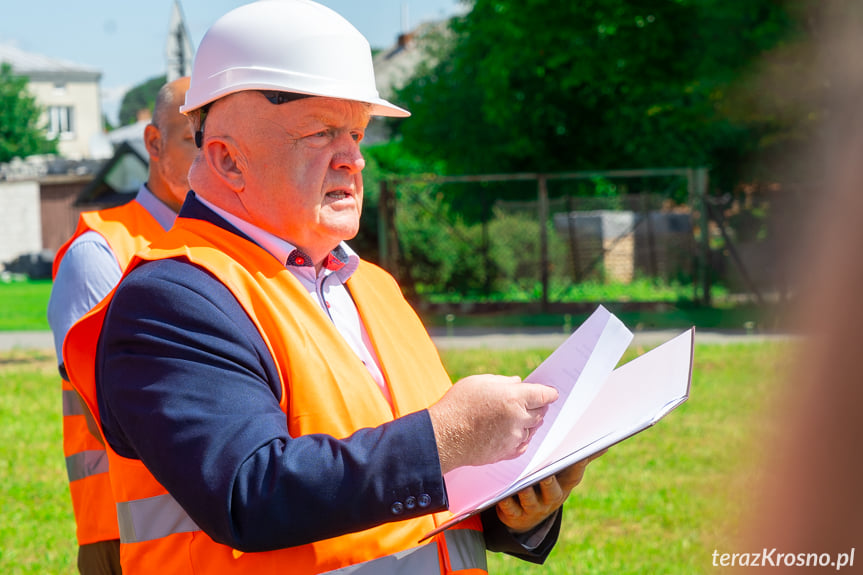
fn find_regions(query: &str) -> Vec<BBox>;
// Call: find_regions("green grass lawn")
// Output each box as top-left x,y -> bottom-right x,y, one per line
0,342 -> 789,573
0,350 -> 76,574
0,276 -> 783,333
0,279 -> 52,331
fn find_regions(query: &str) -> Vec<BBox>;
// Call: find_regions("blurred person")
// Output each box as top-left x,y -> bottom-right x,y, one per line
47,76 -> 195,575
728,4 -> 863,572
730,130 -> 863,570
62,2 -> 600,573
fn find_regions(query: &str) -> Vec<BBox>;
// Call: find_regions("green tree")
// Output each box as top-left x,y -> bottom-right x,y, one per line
395,0 -> 811,191
0,62 -> 57,162
118,75 -> 167,126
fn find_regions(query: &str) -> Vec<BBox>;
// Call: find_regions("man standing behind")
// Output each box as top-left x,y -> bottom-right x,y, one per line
47,77 -> 195,575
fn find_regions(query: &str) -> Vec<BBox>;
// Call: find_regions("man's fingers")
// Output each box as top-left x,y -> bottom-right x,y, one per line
527,404 -> 549,418
430,375 -> 568,471
537,475 -> 564,503
556,450 -> 607,491
558,458 -> 588,483
588,449 -> 609,462
517,485 -> 540,509
513,478 -> 563,516
498,451 -> 605,533
525,405 -> 548,430
522,383 -> 559,409
498,496 -> 523,518
520,385 -> 555,436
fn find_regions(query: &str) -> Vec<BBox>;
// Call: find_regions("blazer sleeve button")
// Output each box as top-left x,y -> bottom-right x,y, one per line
391,501 -> 404,515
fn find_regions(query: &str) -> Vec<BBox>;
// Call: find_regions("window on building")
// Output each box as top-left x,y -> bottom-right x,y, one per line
48,105 -> 75,139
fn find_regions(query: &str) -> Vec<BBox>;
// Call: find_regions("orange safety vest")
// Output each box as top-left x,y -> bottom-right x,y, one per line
64,215 -> 487,575
53,200 -> 166,546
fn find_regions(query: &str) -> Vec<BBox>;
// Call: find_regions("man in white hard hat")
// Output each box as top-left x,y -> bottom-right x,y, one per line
62,2 -> 598,573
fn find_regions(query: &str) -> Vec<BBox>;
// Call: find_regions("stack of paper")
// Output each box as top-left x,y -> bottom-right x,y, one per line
425,306 -> 694,539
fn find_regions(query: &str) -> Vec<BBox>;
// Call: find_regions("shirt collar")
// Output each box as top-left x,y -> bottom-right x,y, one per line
136,184 -> 178,231
194,194 -> 359,281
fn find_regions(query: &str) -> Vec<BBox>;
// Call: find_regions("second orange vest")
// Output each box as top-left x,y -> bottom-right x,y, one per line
54,199 -> 166,546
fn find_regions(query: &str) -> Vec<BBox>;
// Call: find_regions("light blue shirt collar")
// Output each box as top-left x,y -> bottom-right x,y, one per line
136,184 -> 179,231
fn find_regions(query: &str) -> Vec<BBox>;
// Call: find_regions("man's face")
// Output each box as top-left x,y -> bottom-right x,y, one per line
155,108 -> 198,209
145,96 -> 197,213
234,94 -> 370,260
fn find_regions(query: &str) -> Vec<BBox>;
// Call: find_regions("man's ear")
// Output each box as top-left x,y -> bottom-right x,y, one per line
143,124 -> 161,160
202,137 -> 245,193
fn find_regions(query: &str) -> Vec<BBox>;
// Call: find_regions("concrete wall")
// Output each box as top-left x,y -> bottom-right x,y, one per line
0,180 -> 42,266
553,210 -> 694,283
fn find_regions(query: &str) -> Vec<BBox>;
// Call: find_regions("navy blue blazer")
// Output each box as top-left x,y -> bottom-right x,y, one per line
94,192 -> 559,560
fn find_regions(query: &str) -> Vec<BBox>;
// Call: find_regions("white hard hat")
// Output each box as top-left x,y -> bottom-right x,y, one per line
180,0 -> 409,118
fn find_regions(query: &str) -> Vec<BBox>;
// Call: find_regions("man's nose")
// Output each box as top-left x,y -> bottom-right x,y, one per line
332,135 -> 365,174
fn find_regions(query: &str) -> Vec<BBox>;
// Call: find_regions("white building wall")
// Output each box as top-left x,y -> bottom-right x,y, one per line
1,42 -> 103,160
29,78 -> 103,160
0,180 -> 42,266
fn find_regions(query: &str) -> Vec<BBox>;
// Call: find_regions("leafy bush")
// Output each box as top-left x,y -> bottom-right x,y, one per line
397,186 -> 488,295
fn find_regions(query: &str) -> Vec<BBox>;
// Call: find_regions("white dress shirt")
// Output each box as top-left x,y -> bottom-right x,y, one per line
196,195 -> 392,406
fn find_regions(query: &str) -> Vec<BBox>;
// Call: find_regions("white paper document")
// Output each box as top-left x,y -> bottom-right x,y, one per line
423,306 -> 694,540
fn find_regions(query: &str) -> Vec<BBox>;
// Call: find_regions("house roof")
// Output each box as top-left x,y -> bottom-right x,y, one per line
365,19 -> 451,144
106,120 -> 149,159
0,41 -> 101,82
76,141 -> 148,206
372,20 -> 451,101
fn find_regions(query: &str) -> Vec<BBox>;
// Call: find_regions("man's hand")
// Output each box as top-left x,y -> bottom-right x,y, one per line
427,374 -> 558,474
496,451 -> 606,533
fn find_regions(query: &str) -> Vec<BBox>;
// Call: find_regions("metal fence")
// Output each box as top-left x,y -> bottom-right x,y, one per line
377,168 -> 802,311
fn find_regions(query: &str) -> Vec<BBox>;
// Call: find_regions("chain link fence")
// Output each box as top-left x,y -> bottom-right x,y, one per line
376,168 -> 803,313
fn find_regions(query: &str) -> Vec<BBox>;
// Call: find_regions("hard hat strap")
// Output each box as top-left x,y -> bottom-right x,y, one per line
194,104 -> 210,149
260,91 -> 314,106
194,91 -> 313,148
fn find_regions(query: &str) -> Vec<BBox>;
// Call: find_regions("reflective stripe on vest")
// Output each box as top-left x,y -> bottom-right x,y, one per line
62,389 -> 109,483
116,491 -> 486,573
312,529 -> 487,574
443,529 -> 487,571
116,493 -> 201,544
66,449 -> 109,482
62,388 -> 87,416
322,541 -> 441,574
